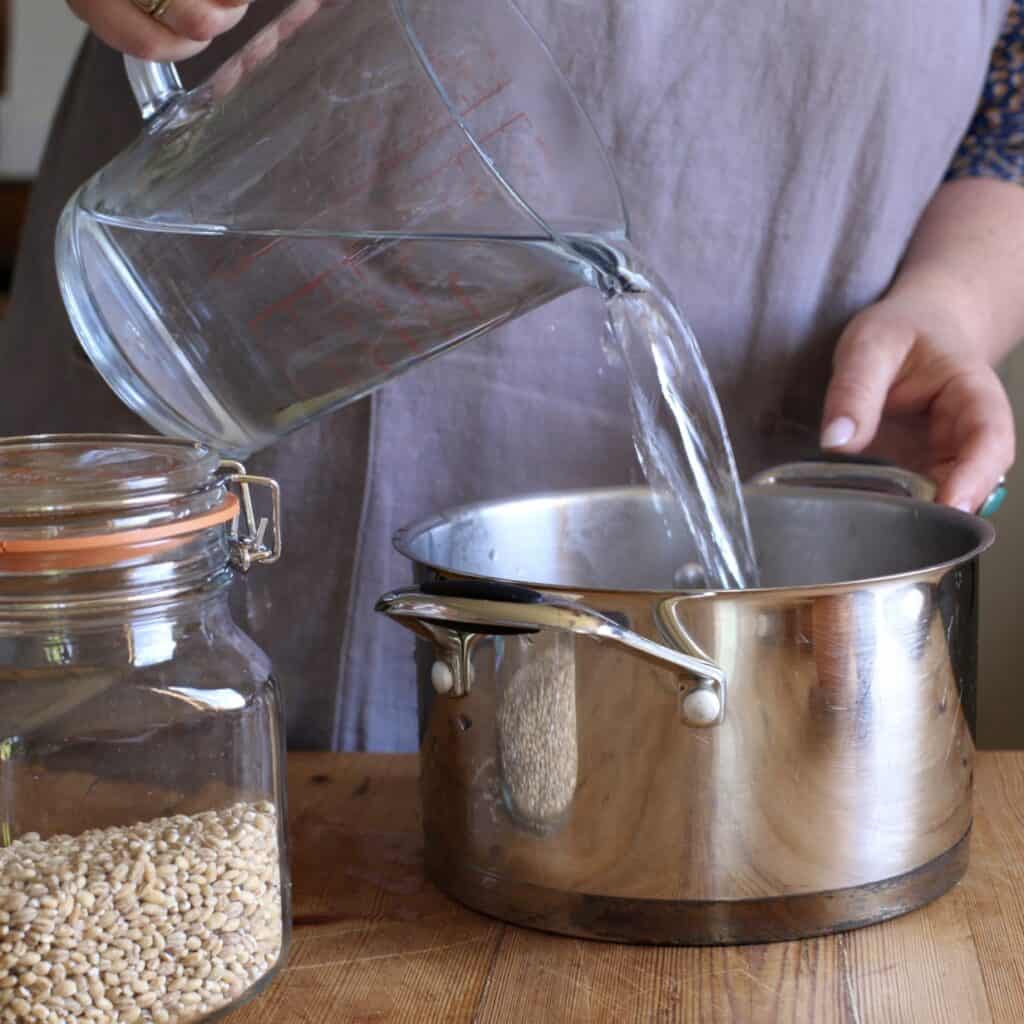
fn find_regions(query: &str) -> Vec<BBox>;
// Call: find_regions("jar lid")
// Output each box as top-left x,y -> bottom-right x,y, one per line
0,434 -> 280,572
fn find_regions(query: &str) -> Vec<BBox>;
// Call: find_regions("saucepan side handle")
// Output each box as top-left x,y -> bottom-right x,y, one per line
375,579 -> 727,726
748,461 -> 936,502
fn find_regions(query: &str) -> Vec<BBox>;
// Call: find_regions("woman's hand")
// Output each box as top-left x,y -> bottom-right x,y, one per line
821,284 -> 1015,513
66,0 -> 250,62
820,178 -> 1024,514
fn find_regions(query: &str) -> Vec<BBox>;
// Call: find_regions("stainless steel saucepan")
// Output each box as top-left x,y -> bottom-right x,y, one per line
376,463 -> 994,944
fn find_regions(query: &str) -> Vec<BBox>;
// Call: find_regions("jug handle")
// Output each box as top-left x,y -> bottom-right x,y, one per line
124,57 -> 184,121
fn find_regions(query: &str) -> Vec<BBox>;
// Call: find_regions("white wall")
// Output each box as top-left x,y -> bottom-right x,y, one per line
979,351 -> 1024,747
0,2 -> 86,178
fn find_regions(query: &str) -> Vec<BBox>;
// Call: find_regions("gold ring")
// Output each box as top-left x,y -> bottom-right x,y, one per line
132,0 -> 173,18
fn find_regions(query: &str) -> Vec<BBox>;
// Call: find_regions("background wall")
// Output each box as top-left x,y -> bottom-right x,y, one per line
979,353 -> 1024,747
0,1 -> 84,177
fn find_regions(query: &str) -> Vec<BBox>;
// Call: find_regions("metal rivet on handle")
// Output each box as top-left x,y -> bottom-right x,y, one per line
431,660 -> 455,695
680,685 -> 723,728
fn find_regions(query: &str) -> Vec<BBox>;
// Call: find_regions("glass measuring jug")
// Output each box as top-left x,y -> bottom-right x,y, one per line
56,0 -> 629,456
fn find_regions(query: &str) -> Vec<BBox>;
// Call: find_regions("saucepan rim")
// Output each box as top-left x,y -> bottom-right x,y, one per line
392,484 -> 996,598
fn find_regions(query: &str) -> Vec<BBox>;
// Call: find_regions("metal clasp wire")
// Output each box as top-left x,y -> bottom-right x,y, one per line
218,461 -> 283,571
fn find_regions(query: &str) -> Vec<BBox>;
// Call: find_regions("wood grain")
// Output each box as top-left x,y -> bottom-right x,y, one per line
226,752 -> 1024,1023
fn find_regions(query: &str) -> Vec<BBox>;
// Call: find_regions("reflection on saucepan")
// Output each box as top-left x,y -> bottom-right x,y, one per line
496,632 -> 578,833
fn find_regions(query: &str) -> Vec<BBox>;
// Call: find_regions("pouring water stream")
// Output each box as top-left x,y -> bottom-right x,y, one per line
567,237 -> 760,590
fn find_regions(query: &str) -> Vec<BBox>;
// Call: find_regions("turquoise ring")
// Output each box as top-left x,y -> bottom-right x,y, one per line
979,477 -> 1008,518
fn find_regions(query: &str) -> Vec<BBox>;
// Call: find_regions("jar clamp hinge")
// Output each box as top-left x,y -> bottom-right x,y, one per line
218,461 -> 283,571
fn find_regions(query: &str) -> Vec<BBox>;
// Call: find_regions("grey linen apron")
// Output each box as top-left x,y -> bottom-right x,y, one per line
0,0 -> 1009,750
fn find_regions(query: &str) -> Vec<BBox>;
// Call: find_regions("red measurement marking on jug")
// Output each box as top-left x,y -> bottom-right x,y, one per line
245,109 -> 529,333
214,77 -> 514,285
391,245 -> 443,335
347,260 -> 422,358
284,310 -> 361,393
447,273 -> 482,323
402,112 -> 529,196
246,243 -> 366,329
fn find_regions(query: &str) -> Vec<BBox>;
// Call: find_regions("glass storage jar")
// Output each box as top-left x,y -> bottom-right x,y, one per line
0,434 -> 290,1024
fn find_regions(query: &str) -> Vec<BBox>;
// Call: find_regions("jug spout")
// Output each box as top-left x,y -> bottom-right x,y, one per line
565,238 -> 649,299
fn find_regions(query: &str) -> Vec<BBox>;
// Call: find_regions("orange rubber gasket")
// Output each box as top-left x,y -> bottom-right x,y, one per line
0,536 -> 193,573
0,493 -> 240,554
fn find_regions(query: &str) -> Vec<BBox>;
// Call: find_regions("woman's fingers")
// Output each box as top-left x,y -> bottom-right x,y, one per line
156,0 -> 249,45
820,310 -> 916,453
822,299 -> 1016,513
932,368 -> 1015,513
66,0 -> 249,62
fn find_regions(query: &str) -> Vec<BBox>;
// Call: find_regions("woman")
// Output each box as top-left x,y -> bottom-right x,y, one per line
4,0 -> 1020,749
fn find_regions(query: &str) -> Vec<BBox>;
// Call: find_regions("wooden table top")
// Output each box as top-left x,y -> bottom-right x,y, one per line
227,751 -> 1024,1023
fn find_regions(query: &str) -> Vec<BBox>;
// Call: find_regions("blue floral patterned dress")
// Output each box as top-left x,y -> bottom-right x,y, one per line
950,0 -> 1024,181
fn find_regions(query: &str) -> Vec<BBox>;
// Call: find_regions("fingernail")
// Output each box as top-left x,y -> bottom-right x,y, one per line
821,416 -> 857,449
954,501 -> 973,514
